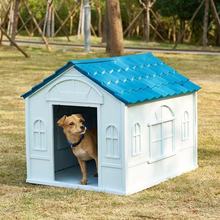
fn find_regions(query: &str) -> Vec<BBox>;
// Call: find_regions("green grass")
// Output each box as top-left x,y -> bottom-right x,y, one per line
0,46 -> 220,219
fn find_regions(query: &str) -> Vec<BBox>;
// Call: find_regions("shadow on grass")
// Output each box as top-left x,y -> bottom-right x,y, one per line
198,147 -> 220,164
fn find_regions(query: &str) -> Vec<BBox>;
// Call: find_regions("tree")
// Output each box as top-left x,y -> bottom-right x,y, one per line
215,1 -> 220,45
142,0 -> 150,42
120,0 -> 140,38
11,0 -> 20,44
83,0 -> 91,52
43,0 -> 55,37
203,0 -> 209,46
106,0 -> 124,56
140,0 -> 154,42
210,0 -> 220,46
155,0 -> 202,43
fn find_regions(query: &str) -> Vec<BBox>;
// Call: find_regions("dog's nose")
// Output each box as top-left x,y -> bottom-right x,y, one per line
80,126 -> 85,130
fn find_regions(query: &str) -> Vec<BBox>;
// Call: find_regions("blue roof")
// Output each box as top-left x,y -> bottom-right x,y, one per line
22,53 -> 201,104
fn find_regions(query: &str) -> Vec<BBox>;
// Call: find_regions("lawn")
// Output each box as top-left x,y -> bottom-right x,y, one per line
0,46 -> 219,219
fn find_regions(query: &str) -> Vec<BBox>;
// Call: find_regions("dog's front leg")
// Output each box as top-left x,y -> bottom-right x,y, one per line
77,158 -> 87,185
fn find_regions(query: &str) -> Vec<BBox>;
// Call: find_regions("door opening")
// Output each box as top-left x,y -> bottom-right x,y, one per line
53,105 -> 98,186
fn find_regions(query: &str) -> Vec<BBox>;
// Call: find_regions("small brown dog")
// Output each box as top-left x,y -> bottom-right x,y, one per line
57,114 -> 98,185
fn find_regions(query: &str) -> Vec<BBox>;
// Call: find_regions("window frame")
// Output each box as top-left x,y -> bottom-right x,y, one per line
33,119 -> 46,151
148,106 -> 175,163
132,123 -> 142,157
106,125 -> 119,159
182,111 -> 190,141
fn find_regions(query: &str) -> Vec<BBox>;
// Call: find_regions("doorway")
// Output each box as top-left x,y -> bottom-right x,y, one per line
53,105 -> 98,186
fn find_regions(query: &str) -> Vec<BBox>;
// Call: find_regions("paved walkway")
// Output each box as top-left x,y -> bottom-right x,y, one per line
2,39 -> 220,56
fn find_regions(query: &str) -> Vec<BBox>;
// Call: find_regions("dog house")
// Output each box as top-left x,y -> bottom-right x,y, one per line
22,53 -> 200,195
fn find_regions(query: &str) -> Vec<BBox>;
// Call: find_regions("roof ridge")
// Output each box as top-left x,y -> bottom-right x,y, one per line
70,52 -> 153,65
70,59 -> 113,65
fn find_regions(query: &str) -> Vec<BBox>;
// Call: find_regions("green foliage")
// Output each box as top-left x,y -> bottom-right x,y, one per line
120,0 -> 140,28
15,0 -> 220,46
27,0 -> 46,20
217,2 -> 220,12
155,0 -> 202,20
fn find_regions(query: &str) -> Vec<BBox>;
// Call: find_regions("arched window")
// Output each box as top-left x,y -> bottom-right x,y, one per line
132,123 -> 141,156
106,125 -> 119,158
33,120 -> 46,151
149,105 -> 175,162
182,111 -> 189,141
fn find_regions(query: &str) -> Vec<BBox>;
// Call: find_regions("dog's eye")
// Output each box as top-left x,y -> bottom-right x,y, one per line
69,122 -> 75,126
80,119 -> 85,123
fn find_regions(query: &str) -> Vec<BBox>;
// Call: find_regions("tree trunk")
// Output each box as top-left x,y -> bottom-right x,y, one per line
10,0 -> 20,45
24,1 -> 50,50
70,15 -> 73,35
186,22 -> 192,42
177,19 -> 185,44
43,0 -> 54,37
43,0 -> 49,36
30,20 -> 34,36
47,2 -> 51,37
97,6 -> 102,37
172,17 -> 177,43
1,3 -> 10,45
102,1 -> 109,43
202,0 -> 209,46
136,24 -> 140,36
143,0 -> 150,42
51,4 -> 55,37
83,0 -> 91,52
0,25 -> 29,57
216,29 -> 220,46
209,0 -> 220,45
77,2 -> 84,38
168,27 -> 172,42
106,0 -> 124,56
7,1 -> 14,36
47,0 -> 54,37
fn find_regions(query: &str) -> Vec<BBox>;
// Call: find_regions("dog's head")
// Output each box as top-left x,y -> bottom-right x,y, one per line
57,114 -> 86,136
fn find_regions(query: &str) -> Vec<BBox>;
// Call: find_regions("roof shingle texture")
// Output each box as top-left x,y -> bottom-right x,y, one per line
71,53 -> 200,104
22,53 -> 201,104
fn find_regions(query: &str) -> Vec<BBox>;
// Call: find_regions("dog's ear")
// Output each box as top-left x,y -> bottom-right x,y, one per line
57,115 -> 67,127
75,114 -> 85,121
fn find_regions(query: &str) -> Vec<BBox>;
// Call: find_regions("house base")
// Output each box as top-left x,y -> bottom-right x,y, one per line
26,178 -> 126,195
126,164 -> 198,195
26,164 -> 198,196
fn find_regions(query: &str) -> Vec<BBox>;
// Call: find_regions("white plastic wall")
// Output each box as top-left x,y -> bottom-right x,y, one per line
125,93 -> 197,194
25,67 -> 126,194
